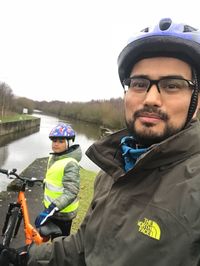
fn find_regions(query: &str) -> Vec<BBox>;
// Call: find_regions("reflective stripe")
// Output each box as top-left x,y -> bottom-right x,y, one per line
45,182 -> 64,192
44,188 -> 64,199
44,194 -> 53,203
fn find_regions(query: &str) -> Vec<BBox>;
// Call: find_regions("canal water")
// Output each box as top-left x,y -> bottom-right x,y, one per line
0,113 -> 101,191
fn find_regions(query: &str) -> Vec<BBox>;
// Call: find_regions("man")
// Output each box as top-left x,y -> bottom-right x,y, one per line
2,17 -> 200,266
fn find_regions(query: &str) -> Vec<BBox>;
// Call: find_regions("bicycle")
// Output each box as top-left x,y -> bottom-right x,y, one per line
0,168 -> 61,247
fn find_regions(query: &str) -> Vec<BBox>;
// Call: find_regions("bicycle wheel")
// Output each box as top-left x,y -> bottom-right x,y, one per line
2,207 -> 20,247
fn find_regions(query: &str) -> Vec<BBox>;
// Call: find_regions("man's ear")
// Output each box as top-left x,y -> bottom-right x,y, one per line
194,93 -> 200,117
123,90 -> 127,103
197,93 -> 200,110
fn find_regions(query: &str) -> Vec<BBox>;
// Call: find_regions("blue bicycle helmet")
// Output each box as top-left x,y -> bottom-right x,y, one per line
49,123 -> 75,141
118,18 -> 200,125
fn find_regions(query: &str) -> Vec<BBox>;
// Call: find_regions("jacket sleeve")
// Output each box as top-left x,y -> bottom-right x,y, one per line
28,231 -> 85,266
53,161 -> 80,210
27,197 -> 95,266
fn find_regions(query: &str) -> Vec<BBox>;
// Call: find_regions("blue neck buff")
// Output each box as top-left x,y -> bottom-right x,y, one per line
121,136 -> 148,172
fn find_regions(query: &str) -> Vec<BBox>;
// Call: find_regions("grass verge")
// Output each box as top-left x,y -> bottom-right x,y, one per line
71,167 -> 97,232
0,114 -> 37,122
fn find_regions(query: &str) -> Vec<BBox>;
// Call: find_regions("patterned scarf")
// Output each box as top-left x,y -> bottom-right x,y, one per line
121,136 -> 148,172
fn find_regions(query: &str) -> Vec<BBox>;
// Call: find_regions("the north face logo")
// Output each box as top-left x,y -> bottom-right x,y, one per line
137,218 -> 161,240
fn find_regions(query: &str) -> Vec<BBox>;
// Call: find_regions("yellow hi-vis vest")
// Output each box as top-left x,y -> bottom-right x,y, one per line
43,157 -> 79,213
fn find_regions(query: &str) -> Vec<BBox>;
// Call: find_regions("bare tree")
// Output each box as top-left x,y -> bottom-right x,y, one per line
0,82 -> 13,118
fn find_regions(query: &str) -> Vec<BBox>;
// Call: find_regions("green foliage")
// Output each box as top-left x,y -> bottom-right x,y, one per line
1,80 -> 125,130
36,98 -> 125,130
71,167 -> 97,232
0,113 -> 37,122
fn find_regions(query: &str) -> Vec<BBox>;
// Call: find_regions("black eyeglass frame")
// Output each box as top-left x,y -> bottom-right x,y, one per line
123,77 -> 196,93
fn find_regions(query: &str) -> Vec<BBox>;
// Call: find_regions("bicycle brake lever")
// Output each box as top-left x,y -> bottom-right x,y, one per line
7,170 -> 15,179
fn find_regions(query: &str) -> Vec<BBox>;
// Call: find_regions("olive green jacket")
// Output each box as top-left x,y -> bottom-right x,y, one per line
28,119 -> 200,266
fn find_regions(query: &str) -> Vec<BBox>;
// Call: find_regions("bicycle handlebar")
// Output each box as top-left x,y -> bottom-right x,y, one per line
0,168 -> 43,184
0,168 -> 9,175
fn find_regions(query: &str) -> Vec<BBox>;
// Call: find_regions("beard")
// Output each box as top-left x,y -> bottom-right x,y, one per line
126,106 -> 184,147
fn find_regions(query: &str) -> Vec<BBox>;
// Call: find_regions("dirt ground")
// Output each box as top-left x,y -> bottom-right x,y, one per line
0,158 -> 47,248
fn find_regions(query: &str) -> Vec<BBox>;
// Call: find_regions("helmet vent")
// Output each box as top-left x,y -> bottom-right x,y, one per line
159,18 -> 172,31
141,27 -> 149,32
183,25 -> 197,32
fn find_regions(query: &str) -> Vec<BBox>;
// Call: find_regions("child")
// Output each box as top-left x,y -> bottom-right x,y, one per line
35,123 -> 82,236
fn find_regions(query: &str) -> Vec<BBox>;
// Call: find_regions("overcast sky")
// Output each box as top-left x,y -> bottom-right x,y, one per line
0,0 -> 199,102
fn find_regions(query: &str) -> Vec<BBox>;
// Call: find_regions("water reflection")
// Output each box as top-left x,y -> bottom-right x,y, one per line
0,126 -> 40,147
0,126 -> 40,168
66,119 -> 101,140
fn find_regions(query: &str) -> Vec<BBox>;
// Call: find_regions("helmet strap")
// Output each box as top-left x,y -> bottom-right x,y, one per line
184,69 -> 199,127
67,139 -> 70,147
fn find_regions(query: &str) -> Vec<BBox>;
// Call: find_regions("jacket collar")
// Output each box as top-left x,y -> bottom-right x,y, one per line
50,144 -> 82,162
86,119 -> 200,180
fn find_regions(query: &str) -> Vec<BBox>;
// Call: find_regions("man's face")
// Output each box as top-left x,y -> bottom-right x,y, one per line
124,57 -> 196,146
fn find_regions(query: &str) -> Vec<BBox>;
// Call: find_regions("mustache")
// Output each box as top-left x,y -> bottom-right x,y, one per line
134,106 -> 168,121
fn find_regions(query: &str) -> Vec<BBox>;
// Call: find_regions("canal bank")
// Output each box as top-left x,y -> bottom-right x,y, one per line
0,157 -> 96,248
0,116 -> 40,136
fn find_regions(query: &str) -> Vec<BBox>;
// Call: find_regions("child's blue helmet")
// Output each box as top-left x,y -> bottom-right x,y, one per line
49,123 -> 75,141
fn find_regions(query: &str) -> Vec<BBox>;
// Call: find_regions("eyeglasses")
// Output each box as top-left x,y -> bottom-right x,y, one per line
123,77 -> 195,95
51,138 -> 66,143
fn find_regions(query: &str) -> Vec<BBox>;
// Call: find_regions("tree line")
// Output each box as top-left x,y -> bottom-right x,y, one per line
0,82 -> 125,129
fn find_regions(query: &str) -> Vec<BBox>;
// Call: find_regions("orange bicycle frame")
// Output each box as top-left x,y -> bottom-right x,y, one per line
17,191 -> 48,245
